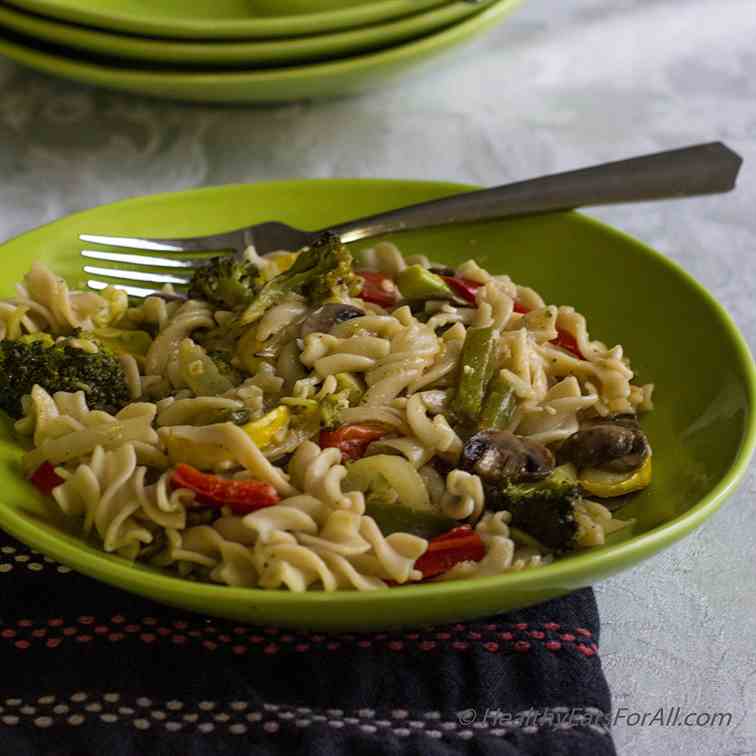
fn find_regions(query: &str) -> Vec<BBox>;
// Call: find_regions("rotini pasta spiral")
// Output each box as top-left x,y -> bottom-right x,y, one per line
53,443 -> 190,559
144,300 -> 214,385
287,441 -> 364,514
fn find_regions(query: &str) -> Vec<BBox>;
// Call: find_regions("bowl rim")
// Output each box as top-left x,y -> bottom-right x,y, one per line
0,178 -> 754,610
1,0 -> 469,40
0,1 -> 486,63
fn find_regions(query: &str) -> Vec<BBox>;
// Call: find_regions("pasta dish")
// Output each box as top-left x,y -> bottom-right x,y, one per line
0,235 -> 654,590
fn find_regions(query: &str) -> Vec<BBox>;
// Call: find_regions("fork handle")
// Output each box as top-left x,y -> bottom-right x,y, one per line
324,142 -> 742,243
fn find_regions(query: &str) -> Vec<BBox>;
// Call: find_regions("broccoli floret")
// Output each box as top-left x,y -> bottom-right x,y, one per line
319,374 -> 364,429
187,255 -> 259,310
487,467 -> 582,553
304,235 -> 361,304
319,390 -> 351,429
0,336 -> 131,418
239,234 -> 360,326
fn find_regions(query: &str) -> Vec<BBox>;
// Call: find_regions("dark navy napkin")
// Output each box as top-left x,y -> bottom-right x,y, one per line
0,529 -> 615,756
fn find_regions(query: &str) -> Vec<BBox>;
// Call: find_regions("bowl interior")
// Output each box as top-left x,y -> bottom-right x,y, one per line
0,180 -> 752,629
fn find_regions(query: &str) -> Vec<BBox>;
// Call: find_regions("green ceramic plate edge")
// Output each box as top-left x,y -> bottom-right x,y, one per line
0,1 -> 491,66
3,0 -> 452,39
0,179 -> 753,630
0,0 -> 521,103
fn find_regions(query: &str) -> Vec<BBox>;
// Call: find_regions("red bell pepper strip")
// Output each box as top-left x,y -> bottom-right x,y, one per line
440,276 -> 483,304
171,464 -> 279,514
29,462 -> 64,496
438,277 -> 585,360
551,329 -> 583,359
319,424 -> 389,461
513,302 -> 584,359
414,525 -> 486,579
356,271 -> 400,308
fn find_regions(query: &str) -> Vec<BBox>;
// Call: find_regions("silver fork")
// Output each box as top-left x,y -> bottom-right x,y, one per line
81,142 -> 742,298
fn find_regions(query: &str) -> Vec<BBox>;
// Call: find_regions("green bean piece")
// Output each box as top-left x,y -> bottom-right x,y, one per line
480,373 -> 516,430
453,325 -> 498,424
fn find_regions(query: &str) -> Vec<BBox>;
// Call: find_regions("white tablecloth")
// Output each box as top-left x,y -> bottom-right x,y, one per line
1,1 -> 754,753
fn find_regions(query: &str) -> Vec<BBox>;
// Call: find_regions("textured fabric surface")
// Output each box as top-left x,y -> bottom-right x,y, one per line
0,1 -> 755,754
0,531 -> 614,755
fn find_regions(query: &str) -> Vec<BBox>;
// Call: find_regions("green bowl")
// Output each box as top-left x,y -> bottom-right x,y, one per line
0,180 -> 753,631
0,0 -> 521,103
251,0 -> 382,15
0,1 -> 493,68
3,0 -> 451,39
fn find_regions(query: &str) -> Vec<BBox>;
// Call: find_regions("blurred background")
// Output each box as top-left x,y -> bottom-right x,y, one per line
0,1 -> 754,753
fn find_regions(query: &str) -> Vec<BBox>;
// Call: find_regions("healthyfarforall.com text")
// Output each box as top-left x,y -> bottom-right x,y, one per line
456,706 -> 733,729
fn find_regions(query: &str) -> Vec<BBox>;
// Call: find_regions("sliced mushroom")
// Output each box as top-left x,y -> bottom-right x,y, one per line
460,430 -> 555,484
300,303 -> 365,337
556,415 -> 650,473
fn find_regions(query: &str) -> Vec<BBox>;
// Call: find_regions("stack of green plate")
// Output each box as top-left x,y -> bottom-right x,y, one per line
0,0 -> 523,103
